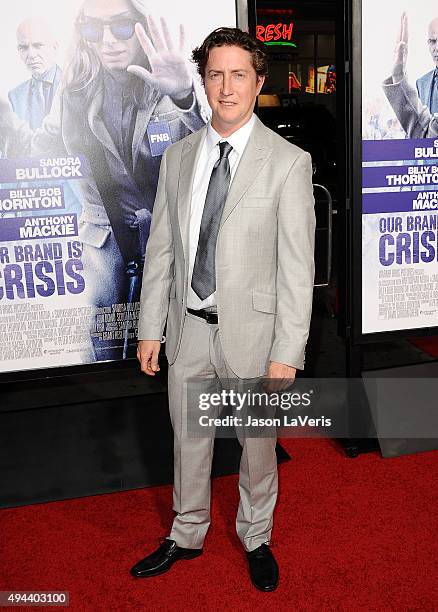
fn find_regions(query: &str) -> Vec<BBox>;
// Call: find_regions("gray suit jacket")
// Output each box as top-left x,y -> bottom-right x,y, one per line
137,116 -> 316,378
8,65 -> 62,129
416,69 -> 435,110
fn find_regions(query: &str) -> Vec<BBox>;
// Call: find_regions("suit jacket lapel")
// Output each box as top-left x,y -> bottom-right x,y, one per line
219,116 -> 273,229
427,70 -> 436,107
87,85 -> 122,163
53,65 -> 62,90
177,125 -> 207,269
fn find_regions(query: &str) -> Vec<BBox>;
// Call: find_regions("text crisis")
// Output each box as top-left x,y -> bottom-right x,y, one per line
0,241 -> 85,300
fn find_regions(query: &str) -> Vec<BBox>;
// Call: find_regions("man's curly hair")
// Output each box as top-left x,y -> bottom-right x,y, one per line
192,27 -> 268,82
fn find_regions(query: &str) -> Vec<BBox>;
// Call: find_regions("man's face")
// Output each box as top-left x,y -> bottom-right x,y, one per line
204,45 -> 265,137
82,0 -> 141,71
427,19 -> 438,67
16,20 -> 58,76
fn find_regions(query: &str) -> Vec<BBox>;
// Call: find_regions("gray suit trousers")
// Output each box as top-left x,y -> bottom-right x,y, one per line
168,311 -> 278,552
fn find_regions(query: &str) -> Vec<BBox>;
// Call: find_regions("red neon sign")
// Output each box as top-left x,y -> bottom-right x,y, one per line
256,22 -> 294,43
257,9 -> 294,16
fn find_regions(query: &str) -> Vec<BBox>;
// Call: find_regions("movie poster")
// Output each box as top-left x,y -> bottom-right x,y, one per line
362,1 -> 438,334
0,0 -> 237,373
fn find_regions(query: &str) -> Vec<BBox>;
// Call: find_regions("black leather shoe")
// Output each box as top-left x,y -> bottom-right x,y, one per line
246,544 -> 279,592
130,539 -> 203,578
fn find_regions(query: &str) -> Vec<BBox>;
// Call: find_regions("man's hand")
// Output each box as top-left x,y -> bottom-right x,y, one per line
137,339 -> 161,376
127,16 -> 193,101
393,12 -> 408,83
263,361 -> 297,392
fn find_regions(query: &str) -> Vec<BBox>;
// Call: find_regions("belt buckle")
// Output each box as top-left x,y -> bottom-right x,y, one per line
205,311 -> 217,324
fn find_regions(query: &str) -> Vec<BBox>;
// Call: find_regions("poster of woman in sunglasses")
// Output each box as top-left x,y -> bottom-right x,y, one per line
0,0 -> 237,374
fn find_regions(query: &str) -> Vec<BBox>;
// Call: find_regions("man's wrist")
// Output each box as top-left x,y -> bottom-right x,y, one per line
391,69 -> 405,85
171,86 -> 194,109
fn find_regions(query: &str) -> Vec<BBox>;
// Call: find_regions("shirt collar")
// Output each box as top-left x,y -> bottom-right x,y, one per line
206,113 -> 256,158
32,64 -> 58,85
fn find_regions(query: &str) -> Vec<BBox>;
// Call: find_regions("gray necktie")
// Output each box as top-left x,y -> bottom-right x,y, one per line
191,141 -> 233,301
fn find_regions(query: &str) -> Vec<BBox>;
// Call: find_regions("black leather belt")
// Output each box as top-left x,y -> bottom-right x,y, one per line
187,308 -> 218,324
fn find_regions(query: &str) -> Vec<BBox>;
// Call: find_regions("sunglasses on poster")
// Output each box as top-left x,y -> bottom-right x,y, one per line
78,18 -> 137,43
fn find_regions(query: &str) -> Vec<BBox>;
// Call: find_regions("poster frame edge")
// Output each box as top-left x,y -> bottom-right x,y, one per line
350,0 -> 438,346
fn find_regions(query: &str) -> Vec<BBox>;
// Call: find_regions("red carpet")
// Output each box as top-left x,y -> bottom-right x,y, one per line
1,438 -> 437,611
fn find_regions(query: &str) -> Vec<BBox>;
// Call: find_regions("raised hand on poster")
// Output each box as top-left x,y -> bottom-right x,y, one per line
392,11 -> 408,83
127,15 -> 193,102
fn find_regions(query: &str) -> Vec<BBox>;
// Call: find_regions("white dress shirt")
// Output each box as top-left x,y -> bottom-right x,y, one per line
187,113 -> 256,310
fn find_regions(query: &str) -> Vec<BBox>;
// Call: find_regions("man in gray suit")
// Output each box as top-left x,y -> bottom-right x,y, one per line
416,17 -> 438,114
132,27 -> 315,591
8,18 -> 61,130
383,12 -> 438,138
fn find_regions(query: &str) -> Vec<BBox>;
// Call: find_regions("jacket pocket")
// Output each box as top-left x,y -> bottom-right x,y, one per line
79,221 -> 111,249
252,289 -> 277,314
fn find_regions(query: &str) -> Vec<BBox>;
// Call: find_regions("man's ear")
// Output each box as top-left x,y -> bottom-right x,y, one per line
256,75 -> 265,94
